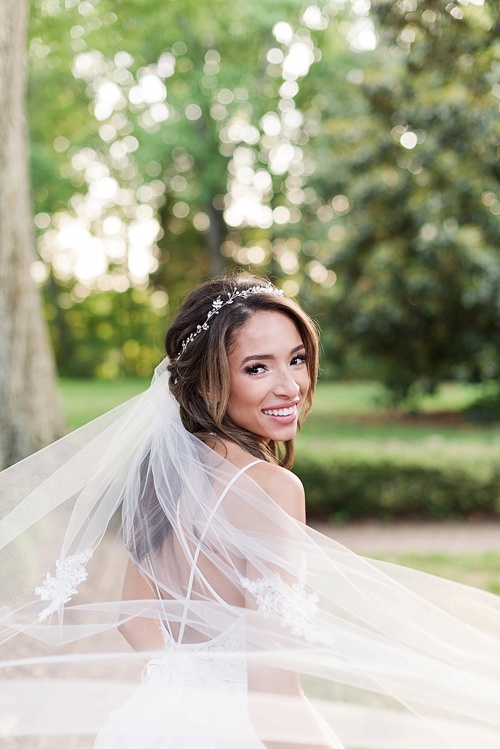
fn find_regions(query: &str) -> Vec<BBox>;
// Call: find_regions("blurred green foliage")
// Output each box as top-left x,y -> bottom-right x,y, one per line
28,0 -> 499,395
315,0 -> 500,400
295,445 -> 500,520
48,283 -> 166,376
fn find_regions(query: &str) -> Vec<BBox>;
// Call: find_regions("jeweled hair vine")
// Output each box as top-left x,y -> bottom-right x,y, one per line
174,282 -> 284,361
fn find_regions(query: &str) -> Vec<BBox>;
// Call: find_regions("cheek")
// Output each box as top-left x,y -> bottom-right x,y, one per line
298,368 -> 310,392
227,376 -> 251,410
230,377 -> 264,411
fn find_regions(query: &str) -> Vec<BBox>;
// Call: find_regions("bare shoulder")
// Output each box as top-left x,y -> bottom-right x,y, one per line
245,461 -> 306,523
215,440 -> 306,523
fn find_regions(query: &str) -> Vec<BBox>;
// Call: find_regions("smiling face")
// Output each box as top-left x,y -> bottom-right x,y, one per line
225,310 -> 310,443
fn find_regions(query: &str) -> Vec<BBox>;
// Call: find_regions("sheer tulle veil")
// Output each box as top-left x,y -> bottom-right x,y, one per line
1,315 -> 500,747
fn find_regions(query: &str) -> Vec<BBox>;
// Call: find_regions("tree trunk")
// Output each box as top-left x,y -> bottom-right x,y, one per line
0,0 -> 65,469
204,200 -> 227,277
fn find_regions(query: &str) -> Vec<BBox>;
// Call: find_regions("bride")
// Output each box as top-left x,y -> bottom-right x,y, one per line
1,274 -> 500,748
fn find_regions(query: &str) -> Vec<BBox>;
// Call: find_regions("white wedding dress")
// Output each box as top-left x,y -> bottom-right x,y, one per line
2,365 -> 500,748
95,462 -> 266,749
94,621 -> 262,748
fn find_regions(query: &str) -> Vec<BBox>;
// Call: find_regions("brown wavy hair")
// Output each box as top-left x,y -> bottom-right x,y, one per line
165,274 -> 319,469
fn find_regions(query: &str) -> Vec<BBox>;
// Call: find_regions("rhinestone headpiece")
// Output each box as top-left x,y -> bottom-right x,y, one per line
175,283 -> 284,361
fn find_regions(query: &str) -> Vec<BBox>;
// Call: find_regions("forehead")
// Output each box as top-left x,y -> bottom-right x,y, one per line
230,310 -> 303,352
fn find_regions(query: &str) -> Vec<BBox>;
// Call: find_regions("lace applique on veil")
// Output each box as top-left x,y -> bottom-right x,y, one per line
35,548 -> 93,621
241,558 -> 332,646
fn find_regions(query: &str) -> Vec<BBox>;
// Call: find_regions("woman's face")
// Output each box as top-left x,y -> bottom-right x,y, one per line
225,310 -> 310,442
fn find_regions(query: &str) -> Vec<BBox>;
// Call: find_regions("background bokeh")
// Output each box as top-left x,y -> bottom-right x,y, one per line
27,0 -> 499,396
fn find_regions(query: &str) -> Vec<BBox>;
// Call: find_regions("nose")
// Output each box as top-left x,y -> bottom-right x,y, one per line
273,365 -> 301,398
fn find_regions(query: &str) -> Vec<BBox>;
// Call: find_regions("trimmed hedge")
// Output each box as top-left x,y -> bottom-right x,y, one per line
294,443 -> 500,521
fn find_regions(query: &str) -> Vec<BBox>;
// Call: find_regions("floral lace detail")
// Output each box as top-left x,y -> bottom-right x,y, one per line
35,548 -> 93,621
241,571 -> 331,645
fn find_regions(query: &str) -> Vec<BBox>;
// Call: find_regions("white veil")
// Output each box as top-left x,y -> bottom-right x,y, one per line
1,362 -> 500,748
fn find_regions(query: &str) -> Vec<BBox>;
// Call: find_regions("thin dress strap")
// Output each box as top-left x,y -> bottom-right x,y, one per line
177,459 -> 262,643
145,553 -> 175,641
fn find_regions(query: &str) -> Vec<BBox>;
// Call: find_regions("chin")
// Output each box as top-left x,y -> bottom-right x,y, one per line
259,426 -> 298,443
234,416 -> 299,444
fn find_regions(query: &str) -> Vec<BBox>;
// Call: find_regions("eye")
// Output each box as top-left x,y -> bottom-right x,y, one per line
244,363 -> 267,376
291,353 -> 307,367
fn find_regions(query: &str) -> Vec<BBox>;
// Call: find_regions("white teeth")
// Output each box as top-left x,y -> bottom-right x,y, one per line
262,405 -> 297,417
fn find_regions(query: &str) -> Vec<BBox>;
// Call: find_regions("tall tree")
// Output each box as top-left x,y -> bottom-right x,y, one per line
0,0 -> 65,468
315,0 -> 500,399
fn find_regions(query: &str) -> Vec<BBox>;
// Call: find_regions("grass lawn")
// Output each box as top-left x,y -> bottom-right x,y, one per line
377,552 -> 500,595
59,377 -> 149,429
302,380 -> 500,447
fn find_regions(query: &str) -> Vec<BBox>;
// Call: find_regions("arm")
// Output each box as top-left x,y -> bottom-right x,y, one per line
118,559 -> 164,652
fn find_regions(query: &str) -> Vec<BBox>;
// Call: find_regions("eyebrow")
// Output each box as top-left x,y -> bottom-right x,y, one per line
240,343 -> 305,366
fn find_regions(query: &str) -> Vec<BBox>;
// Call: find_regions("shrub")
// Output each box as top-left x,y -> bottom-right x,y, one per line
294,443 -> 500,521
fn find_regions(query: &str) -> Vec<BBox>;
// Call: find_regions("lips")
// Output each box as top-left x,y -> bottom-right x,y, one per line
262,404 -> 298,417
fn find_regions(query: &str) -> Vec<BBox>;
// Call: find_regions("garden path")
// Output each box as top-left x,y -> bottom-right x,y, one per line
312,520 -> 500,555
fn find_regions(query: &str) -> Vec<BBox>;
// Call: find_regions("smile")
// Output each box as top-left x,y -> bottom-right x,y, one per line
262,405 -> 297,417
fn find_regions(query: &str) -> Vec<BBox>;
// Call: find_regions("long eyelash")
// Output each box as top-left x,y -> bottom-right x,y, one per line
244,354 -> 307,374
244,364 -> 265,375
